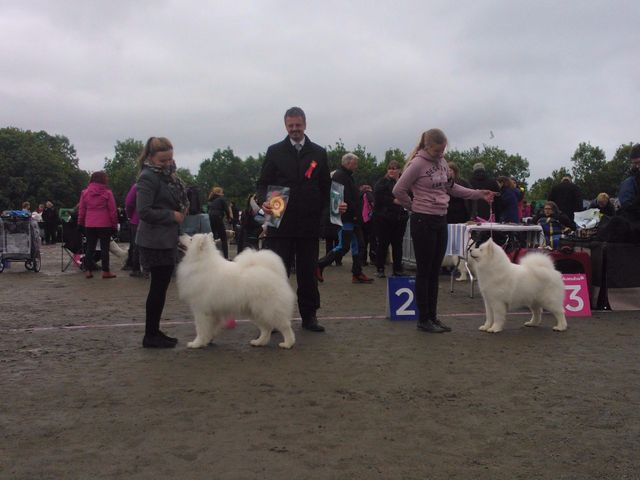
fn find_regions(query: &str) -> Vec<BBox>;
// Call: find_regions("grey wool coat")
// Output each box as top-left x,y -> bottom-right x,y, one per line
135,167 -> 181,249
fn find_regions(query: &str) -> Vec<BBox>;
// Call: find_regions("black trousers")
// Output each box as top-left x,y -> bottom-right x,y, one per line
410,213 -> 448,322
360,220 -> 377,264
145,264 -> 174,336
44,223 -> 57,244
85,227 -> 111,272
210,215 -> 228,259
375,215 -> 408,273
126,224 -> 140,271
263,236 -> 320,320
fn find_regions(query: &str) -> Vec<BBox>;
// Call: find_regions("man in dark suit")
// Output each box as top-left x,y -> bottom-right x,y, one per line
257,107 -> 335,332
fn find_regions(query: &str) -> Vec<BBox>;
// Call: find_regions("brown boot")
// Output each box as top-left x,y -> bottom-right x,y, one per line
102,271 -> 116,279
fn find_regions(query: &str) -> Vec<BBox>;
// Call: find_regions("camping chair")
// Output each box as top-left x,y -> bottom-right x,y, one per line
61,222 -> 85,272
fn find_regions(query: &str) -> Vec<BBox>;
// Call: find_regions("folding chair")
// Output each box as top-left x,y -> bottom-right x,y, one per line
60,222 -> 84,272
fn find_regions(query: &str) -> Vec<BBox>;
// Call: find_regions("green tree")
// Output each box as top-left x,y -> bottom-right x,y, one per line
0,127 -> 88,209
196,147 -> 257,206
570,142 -> 607,199
605,143 -> 634,196
103,138 -> 144,205
446,145 -> 530,189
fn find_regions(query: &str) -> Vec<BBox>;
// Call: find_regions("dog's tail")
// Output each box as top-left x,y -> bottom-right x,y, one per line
109,240 -> 128,258
519,251 -> 556,271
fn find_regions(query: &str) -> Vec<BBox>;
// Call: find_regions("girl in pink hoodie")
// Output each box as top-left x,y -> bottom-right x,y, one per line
393,129 -> 496,333
78,171 -> 118,279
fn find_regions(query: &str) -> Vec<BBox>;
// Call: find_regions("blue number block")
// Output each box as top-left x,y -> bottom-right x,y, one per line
387,276 -> 418,321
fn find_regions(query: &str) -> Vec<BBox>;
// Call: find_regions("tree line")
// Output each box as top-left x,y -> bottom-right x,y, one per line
0,127 -> 634,212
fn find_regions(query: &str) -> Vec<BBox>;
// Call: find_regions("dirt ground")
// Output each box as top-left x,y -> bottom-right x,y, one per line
1,242 -> 639,480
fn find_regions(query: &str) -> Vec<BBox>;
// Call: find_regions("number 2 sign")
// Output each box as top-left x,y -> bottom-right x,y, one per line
387,276 -> 418,321
562,274 -> 591,317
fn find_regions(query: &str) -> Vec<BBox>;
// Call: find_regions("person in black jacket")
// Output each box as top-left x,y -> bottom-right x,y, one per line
42,200 -> 60,244
257,107 -> 334,332
446,162 -> 472,224
373,160 -> 408,278
548,175 -> 583,221
207,186 -> 231,259
469,163 -> 500,221
316,153 -> 374,284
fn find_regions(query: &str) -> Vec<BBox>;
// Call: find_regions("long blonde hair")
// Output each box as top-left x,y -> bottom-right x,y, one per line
404,128 -> 448,171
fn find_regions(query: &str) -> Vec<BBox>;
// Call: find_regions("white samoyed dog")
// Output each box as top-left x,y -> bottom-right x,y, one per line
177,233 -> 296,349
468,239 -> 567,333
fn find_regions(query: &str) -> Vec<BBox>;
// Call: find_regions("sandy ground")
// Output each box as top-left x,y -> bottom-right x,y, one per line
1,242 -> 639,480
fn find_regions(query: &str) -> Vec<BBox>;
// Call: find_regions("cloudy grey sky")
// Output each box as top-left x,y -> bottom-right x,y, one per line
1,0 -> 638,183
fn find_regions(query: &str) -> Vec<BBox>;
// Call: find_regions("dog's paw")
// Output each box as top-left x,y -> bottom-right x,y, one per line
250,339 -> 264,347
278,341 -> 294,349
187,340 -> 205,348
524,321 -> 536,327
553,325 -> 567,332
478,325 -> 489,331
486,327 -> 502,333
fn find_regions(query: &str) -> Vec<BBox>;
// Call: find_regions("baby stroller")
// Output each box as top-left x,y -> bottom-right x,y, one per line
0,210 -> 42,273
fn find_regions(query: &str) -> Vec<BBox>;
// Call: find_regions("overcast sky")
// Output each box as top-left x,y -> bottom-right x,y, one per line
1,0 -> 638,183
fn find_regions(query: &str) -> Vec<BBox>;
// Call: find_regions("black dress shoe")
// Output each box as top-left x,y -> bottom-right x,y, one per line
302,316 -> 325,332
416,319 -> 446,333
159,331 -> 178,344
432,318 -> 451,332
142,335 -> 177,348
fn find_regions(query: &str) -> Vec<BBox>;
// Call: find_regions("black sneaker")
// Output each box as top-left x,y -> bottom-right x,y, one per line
416,319 -> 446,333
432,319 -> 451,332
376,270 -> 386,278
142,335 -> 176,348
301,316 -> 325,332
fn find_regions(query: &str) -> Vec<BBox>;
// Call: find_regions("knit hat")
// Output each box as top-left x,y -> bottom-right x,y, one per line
473,162 -> 485,172
630,144 -> 640,160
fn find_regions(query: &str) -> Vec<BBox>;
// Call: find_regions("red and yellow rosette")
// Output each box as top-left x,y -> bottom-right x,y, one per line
269,194 -> 286,218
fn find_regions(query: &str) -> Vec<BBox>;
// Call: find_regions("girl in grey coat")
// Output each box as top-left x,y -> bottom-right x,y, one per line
136,137 -> 189,348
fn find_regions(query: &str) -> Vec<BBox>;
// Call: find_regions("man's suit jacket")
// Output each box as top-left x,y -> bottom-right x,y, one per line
257,135 -> 331,238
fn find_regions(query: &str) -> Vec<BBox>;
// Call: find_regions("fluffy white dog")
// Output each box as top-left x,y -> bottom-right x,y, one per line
468,239 -> 567,333
177,233 -> 296,349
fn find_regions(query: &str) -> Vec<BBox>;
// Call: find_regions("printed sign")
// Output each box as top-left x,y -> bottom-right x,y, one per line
562,273 -> 591,317
387,276 -> 418,321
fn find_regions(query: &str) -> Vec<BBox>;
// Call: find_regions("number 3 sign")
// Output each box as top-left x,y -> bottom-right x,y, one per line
387,276 -> 418,321
562,274 -> 591,317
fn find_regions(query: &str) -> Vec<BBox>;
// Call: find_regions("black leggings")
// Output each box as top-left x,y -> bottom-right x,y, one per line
85,227 -> 111,272
145,264 -> 174,336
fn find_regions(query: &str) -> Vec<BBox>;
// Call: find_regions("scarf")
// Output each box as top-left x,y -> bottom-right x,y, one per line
142,160 -> 190,212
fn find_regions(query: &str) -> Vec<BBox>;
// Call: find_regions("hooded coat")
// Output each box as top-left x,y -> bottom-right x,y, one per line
78,182 -> 118,229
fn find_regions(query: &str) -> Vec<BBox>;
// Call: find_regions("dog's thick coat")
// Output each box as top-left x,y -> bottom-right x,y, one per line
177,233 -> 296,348
469,239 -> 567,333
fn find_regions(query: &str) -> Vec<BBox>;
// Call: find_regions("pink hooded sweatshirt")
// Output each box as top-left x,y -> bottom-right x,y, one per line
78,182 -> 118,228
393,149 -> 485,215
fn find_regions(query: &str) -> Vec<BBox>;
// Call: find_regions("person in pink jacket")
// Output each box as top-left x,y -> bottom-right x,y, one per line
78,171 -> 118,279
393,129 -> 496,333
